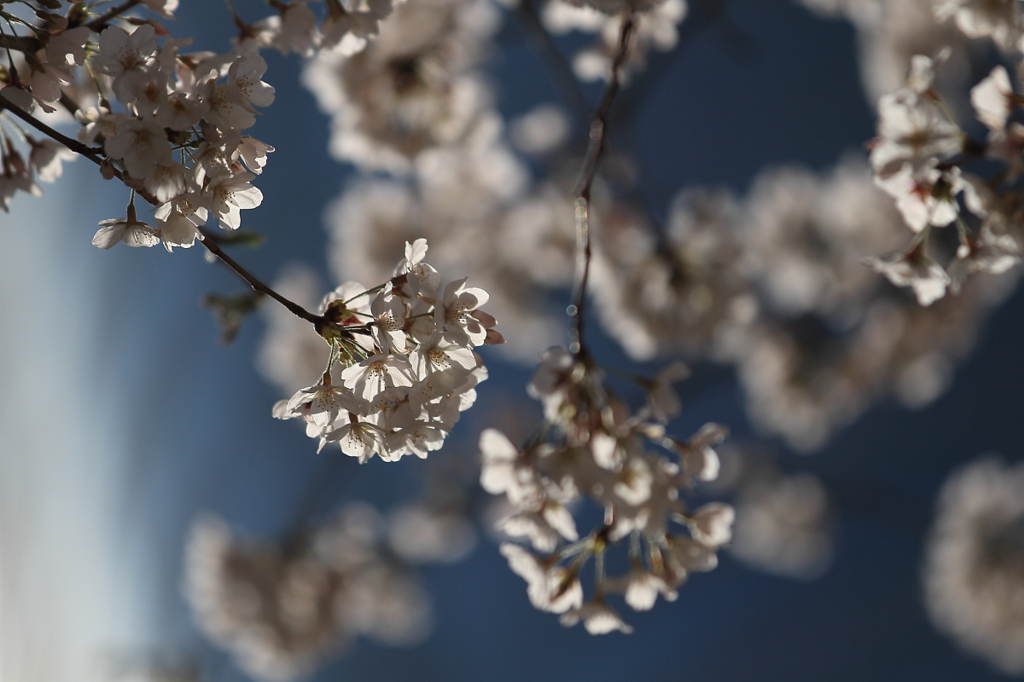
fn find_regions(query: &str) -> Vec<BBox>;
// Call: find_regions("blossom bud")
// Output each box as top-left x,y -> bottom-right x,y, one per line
314,319 -> 348,346
324,299 -> 360,326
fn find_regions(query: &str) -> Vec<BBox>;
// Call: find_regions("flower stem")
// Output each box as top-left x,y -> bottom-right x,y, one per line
199,230 -> 324,325
568,10 -> 635,356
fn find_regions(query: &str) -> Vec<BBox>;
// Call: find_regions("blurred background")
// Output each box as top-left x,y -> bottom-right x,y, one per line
3,0 -> 1024,680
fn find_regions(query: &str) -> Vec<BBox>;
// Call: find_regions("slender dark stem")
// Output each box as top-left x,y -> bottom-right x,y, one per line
0,91 -> 160,206
567,11 -> 635,356
512,0 -> 591,121
199,230 -> 324,325
59,91 -> 83,118
0,91 -> 323,328
0,34 -> 41,53
0,92 -> 104,157
616,0 -> 736,129
84,0 -> 144,31
0,0 -> 146,53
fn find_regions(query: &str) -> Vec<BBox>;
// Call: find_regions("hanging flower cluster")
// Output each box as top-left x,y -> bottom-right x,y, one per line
481,351 -> 733,634
867,38 -> 1024,304
78,23 -> 276,250
185,503 -> 434,682
274,239 -> 501,462
923,456 -> 1024,675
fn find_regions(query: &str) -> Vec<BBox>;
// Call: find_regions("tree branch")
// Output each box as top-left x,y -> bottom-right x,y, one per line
199,230 -> 324,325
0,92 -> 104,157
0,34 -> 42,53
83,0 -> 144,31
0,91 -> 324,329
567,11 -> 635,356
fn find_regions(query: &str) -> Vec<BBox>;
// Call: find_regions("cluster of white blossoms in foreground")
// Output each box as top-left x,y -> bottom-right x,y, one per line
185,503 -> 438,682
0,0 -> 413,241
274,239 -> 501,462
924,456 -> 1024,675
0,1 -> 281,245
83,22 -> 277,250
481,351 -> 733,633
864,4 -> 1024,306
275,0 -> 1024,461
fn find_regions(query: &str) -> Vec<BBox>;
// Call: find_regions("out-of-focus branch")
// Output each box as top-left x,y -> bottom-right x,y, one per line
512,0 -> 591,120
568,10 -> 635,356
82,0 -> 144,31
617,0 -> 747,129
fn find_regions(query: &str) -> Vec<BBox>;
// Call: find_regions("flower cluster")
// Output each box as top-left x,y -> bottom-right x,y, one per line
302,0 -> 499,174
586,157 -> 1013,451
481,350 -> 733,633
0,1 -> 280,247
235,0 -> 403,59
721,445 -> 835,580
0,4 -> 87,208
274,239 -> 500,462
540,0 -> 687,83
924,456 -> 1024,675
185,504 -> 433,682
0,129 -> 76,212
865,19 -> 1024,304
83,23 -> 276,250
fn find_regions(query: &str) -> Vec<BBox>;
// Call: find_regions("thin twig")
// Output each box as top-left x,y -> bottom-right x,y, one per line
512,0 -> 591,121
0,0 -> 147,53
615,0 -> 737,129
0,34 -> 41,53
199,230 -> 325,325
0,91 -> 323,328
83,0 -> 144,31
567,11 -> 635,356
0,92 -> 104,157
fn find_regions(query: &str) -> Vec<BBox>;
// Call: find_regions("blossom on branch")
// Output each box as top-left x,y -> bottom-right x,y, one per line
273,239 -> 500,463
484,350 -> 733,633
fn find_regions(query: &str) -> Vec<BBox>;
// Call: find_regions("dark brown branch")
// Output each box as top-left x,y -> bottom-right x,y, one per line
0,91 -> 161,207
0,91 -> 104,157
0,0 -> 146,53
567,11 -> 635,356
199,231 -> 324,325
83,0 -> 144,31
0,34 -> 42,53
0,91 -> 323,328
